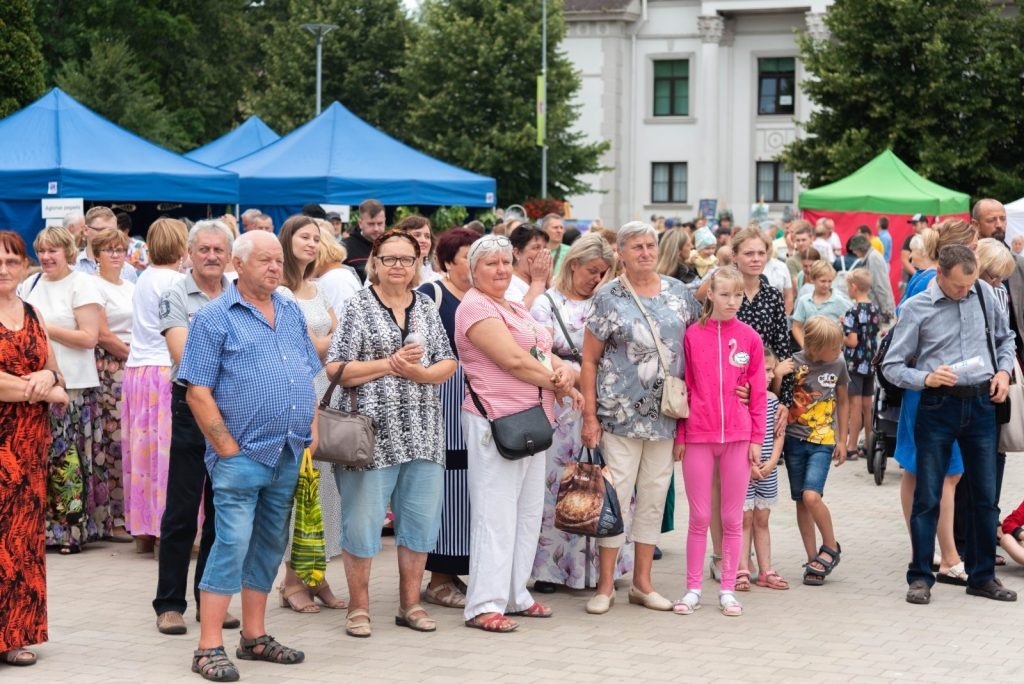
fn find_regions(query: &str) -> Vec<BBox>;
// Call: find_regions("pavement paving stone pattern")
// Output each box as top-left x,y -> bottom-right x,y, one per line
8,457 -> 1024,683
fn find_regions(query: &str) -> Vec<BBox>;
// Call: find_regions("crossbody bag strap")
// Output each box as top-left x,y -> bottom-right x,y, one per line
975,281 -> 999,375
465,375 -> 543,419
619,274 -> 671,376
322,360 -> 358,412
544,292 -> 581,363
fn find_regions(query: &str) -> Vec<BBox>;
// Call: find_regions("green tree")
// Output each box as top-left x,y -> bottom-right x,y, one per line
55,40 -> 190,149
33,0 -> 257,150
401,0 -> 608,205
250,0 -> 414,135
0,0 -> 45,117
781,0 -> 1024,200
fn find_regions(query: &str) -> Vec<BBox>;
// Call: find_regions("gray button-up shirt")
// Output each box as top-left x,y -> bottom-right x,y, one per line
158,271 -> 229,382
882,278 -> 1015,390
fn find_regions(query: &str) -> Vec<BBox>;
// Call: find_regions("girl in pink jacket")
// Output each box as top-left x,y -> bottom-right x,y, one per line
672,267 -> 766,617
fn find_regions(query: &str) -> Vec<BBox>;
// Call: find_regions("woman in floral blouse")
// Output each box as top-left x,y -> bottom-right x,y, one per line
325,230 -> 456,638
529,233 -> 628,593
581,221 -> 700,615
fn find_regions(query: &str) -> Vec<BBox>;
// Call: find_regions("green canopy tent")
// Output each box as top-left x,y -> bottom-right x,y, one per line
798,149 -> 970,293
798,149 -> 970,214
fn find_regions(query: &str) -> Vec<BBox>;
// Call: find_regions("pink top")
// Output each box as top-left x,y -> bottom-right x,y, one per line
676,316 -> 767,445
455,288 -> 556,422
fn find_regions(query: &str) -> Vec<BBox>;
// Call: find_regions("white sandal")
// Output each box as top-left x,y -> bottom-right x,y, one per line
672,591 -> 702,615
719,591 -> 743,617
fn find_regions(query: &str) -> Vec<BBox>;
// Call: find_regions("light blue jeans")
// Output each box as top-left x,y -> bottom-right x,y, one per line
198,446 -> 299,595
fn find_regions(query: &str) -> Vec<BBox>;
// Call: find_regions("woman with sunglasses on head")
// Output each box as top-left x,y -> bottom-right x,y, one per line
325,230 -> 457,638
90,227 -> 135,543
455,234 -> 583,633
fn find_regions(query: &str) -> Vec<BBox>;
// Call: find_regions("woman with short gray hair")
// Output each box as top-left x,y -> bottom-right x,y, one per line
456,234 -> 582,632
581,221 -> 700,614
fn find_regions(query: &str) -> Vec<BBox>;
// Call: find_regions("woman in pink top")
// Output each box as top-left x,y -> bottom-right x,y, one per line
454,235 -> 582,633
673,267 -> 766,618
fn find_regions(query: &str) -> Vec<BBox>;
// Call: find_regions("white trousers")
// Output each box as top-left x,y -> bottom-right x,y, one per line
462,410 -> 546,620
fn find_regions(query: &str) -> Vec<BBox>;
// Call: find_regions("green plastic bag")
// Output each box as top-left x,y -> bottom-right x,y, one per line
290,448 -> 326,587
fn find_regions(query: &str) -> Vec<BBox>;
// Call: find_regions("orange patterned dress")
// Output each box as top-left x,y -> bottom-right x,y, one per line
0,303 -> 50,651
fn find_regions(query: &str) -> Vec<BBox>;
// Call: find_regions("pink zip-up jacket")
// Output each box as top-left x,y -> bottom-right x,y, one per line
675,316 -> 767,446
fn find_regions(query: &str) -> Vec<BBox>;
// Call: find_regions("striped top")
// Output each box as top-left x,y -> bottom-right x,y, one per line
455,288 -> 556,422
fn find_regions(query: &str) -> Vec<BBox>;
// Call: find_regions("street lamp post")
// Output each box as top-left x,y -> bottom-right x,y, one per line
301,22 -> 339,115
540,0 -> 548,198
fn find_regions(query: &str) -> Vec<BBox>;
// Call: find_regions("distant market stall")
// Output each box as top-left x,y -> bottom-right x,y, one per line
799,150 -> 970,293
224,101 -> 496,227
0,88 -> 239,249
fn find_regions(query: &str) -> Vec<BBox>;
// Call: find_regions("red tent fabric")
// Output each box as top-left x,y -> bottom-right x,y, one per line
802,210 -> 969,297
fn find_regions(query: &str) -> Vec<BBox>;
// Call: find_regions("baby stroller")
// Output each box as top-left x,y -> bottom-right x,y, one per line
865,383 -> 900,485
867,329 -> 901,486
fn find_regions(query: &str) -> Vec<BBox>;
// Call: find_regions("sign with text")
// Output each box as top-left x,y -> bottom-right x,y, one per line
41,198 -> 84,220
321,204 -> 350,221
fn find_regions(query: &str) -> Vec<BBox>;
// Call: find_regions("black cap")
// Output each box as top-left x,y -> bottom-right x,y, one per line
908,213 -> 928,224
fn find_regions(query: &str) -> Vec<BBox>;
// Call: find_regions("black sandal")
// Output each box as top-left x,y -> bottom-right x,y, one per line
191,646 -> 239,682
802,564 -> 826,586
813,543 -> 841,575
236,633 -> 304,665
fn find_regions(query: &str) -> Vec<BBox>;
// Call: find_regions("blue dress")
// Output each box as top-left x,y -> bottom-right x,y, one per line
892,268 -> 963,475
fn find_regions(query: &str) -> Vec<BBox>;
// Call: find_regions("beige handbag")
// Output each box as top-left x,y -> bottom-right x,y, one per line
998,356 -> 1024,453
620,275 -> 689,419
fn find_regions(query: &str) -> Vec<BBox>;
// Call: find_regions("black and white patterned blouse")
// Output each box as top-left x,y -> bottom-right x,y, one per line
738,274 -> 794,406
327,287 -> 455,470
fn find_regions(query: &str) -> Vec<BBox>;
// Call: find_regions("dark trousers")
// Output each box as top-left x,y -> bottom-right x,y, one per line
954,451 -> 1005,557
153,384 -> 216,616
908,392 -> 998,588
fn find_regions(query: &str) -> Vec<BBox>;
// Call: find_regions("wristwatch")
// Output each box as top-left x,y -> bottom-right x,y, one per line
50,369 -> 61,387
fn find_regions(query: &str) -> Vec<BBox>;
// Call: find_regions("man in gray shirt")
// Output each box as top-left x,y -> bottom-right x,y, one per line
883,244 -> 1016,605
153,220 -> 237,635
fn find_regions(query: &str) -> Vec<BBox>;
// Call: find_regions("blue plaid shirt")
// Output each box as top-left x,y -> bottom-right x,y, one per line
178,283 -> 320,469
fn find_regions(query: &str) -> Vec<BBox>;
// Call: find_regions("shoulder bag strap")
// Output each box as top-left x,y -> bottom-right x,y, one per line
544,292 -> 581,364
619,275 -> 672,377
975,281 -> 999,375
322,361 -> 358,412
431,281 -> 443,309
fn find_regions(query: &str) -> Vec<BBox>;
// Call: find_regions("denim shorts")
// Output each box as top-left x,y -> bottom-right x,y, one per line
783,436 -> 834,501
336,459 -> 444,558
199,446 -> 300,595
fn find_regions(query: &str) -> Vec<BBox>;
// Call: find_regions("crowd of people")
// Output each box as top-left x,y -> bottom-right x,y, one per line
1,197 -> 1021,680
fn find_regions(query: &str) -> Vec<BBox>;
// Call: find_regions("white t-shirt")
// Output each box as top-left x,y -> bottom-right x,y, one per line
127,267 -> 184,367
829,232 -> 843,256
812,237 -> 835,264
317,267 -> 361,319
23,271 -> 102,389
420,262 -> 443,284
763,258 -> 792,296
93,275 -> 135,343
505,273 -> 530,305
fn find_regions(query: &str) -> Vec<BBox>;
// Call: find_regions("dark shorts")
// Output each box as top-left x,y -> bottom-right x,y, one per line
848,372 -> 874,397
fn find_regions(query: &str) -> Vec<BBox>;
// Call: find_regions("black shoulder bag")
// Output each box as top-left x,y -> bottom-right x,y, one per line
465,378 -> 553,460
975,282 -> 1011,424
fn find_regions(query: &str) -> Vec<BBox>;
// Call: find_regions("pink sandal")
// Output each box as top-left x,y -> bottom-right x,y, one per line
755,571 -> 790,590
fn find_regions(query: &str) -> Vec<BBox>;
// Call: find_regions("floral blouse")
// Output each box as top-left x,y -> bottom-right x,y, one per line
738,274 -> 794,406
530,289 -> 591,367
587,275 -> 699,441
327,287 -> 455,470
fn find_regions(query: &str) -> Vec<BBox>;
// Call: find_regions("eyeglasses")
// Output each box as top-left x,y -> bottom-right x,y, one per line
467,234 -> 512,261
375,255 -> 417,268
101,248 -> 127,256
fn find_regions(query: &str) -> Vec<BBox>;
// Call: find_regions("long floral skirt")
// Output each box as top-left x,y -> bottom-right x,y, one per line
90,349 -> 127,540
531,402 -> 635,589
46,388 -> 99,550
121,365 -> 173,537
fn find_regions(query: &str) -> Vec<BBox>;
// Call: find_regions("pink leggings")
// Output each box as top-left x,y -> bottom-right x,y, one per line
682,441 -> 751,592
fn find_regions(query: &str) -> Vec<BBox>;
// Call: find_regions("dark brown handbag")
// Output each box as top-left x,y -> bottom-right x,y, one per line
313,361 -> 375,468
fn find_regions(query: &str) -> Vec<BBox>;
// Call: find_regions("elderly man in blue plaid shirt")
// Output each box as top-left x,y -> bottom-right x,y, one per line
179,230 -> 320,682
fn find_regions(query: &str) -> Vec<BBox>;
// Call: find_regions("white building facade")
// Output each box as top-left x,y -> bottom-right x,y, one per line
563,0 -> 832,227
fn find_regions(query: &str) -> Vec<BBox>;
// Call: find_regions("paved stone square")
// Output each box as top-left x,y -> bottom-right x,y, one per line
8,456 -> 1024,683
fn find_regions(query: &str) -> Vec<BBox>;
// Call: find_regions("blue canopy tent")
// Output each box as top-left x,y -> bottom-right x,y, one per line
0,88 -> 238,249
225,101 -> 496,227
185,116 -> 280,167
